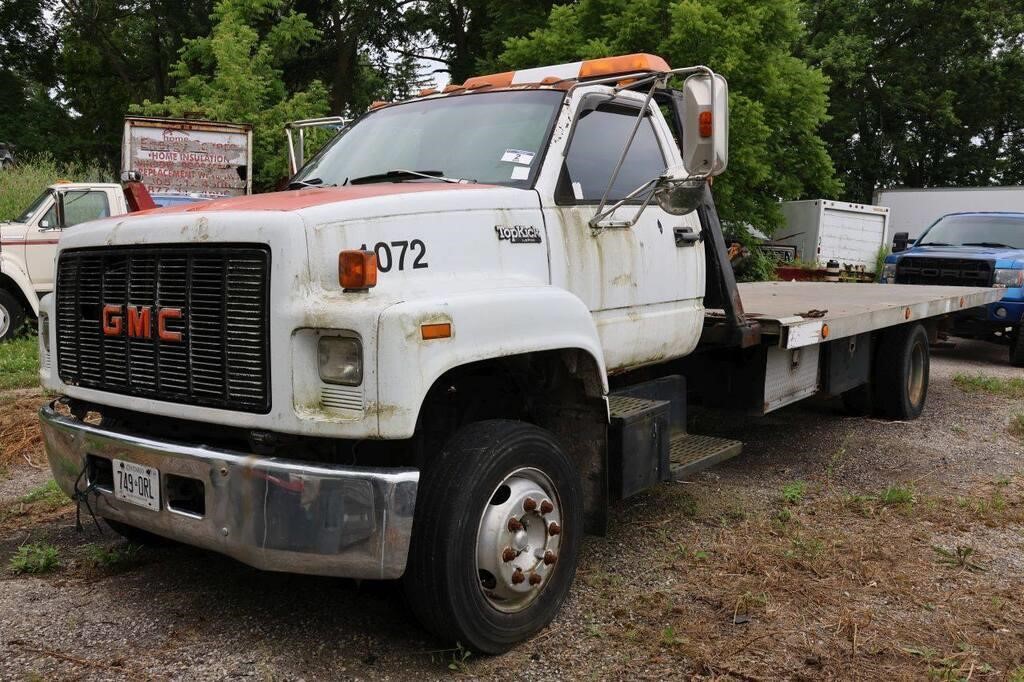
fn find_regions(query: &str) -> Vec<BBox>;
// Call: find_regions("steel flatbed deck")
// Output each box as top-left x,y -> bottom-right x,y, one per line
708,282 -> 1003,349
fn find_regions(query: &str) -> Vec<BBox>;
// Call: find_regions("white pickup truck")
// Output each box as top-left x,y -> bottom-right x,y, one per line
0,183 -> 131,340
38,54 -> 1000,653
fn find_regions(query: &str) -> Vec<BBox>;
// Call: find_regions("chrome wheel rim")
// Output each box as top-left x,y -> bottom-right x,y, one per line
0,305 -> 9,338
476,467 -> 562,613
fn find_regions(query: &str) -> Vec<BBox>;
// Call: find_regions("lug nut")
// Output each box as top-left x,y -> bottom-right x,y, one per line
548,521 -> 561,536
502,547 -> 517,563
511,568 -> 525,584
529,572 -> 543,586
507,517 -> 524,532
543,550 -> 557,565
523,497 -> 537,512
540,499 -> 554,514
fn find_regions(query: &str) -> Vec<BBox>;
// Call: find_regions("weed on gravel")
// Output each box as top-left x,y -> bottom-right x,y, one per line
0,391 -> 45,469
9,543 -> 59,574
568,476 -> 1024,680
953,374 -> 1024,399
1009,414 -> 1024,441
83,542 -> 143,570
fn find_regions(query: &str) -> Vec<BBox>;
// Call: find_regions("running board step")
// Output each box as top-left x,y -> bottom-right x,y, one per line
669,434 -> 743,480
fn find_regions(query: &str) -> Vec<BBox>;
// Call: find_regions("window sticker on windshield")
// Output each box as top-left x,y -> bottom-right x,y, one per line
572,181 -> 584,200
501,149 -> 535,165
510,166 -> 530,180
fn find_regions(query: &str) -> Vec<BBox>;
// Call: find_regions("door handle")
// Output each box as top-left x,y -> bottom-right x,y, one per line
673,227 -> 701,247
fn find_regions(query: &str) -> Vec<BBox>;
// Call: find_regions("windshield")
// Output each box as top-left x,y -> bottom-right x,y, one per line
14,190 -> 53,223
917,214 -> 1024,249
293,90 -> 564,188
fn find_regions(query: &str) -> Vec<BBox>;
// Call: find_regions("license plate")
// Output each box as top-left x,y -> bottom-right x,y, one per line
113,459 -> 160,511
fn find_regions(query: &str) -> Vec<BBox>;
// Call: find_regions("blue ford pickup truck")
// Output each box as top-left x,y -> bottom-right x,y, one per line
880,212 -> 1024,366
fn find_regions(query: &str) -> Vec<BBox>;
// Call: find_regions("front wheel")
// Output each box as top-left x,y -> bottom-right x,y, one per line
404,420 -> 582,654
1010,329 -> 1024,368
0,290 -> 26,341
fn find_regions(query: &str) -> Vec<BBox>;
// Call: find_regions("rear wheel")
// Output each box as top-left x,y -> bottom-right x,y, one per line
873,323 -> 929,420
404,420 -> 582,654
0,290 -> 26,341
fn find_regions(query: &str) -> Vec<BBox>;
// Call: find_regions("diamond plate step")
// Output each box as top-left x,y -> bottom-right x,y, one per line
669,434 -> 743,480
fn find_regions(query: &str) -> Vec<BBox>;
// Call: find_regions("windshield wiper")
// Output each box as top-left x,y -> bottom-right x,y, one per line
349,169 -> 474,185
962,242 -> 1012,248
287,177 -> 336,189
916,242 -> 950,247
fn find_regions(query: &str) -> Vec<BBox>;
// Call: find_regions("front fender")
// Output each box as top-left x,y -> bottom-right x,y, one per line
375,286 -> 607,438
0,252 -> 39,315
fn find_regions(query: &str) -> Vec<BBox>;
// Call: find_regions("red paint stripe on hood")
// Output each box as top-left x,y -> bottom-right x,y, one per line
134,183 -> 495,215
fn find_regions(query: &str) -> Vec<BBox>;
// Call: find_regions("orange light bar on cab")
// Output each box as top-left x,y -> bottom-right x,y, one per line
579,53 -> 671,79
462,71 -> 515,89
339,250 -> 378,290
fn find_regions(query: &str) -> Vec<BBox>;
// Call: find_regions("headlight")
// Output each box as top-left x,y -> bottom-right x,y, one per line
318,336 -> 362,385
993,268 -> 1024,288
881,263 -> 897,283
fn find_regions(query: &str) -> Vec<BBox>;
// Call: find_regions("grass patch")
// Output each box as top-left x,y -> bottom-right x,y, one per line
881,484 -> 916,507
19,479 -> 69,511
953,374 -> 1024,400
9,543 -> 59,574
781,481 -> 806,505
0,336 -> 39,390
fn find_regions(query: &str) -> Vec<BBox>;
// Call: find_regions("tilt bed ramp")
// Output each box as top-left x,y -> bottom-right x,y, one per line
618,280 -> 1002,486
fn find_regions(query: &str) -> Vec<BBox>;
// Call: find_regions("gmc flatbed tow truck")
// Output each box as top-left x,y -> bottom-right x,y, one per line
37,54 -> 1001,654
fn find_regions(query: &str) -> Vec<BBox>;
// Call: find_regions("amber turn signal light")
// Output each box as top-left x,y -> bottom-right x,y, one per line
421,323 -> 452,340
339,250 -> 377,290
699,110 -> 713,138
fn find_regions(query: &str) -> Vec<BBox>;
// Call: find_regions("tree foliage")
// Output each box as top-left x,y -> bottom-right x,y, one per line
801,0 -> 1024,201
501,0 -> 840,234
133,0 -> 329,189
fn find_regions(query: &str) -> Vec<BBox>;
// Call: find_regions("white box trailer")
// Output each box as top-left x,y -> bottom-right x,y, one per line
121,117 -> 254,197
873,186 -> 1024,240
777,200 -> 890,270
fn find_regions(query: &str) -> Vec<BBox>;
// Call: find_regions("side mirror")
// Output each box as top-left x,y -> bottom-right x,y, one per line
39,219 -> 52,230
653,165 -> 705,216
679,73 -> 729,177
892,231 -> 909,253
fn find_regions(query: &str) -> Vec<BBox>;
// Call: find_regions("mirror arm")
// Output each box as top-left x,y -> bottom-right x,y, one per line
589,177 -> 658,229
594,79 -> 660,220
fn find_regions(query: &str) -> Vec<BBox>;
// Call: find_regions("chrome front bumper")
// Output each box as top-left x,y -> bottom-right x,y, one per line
40,401 -> 418,579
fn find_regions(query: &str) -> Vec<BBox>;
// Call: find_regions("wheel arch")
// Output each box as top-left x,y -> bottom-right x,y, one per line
0,264 -> 39,316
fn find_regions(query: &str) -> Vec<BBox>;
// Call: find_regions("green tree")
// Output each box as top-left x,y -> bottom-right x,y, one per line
801,0 -> 1024,201
501,0 -> 840,234
403,0 -> 569,84
134,0 -> 329,188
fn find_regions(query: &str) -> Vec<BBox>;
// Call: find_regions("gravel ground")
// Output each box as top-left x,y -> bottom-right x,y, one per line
0,338 -> 1022,680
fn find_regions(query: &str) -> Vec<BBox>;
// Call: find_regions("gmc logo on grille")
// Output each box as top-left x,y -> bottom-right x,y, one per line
102,305 -> 184,342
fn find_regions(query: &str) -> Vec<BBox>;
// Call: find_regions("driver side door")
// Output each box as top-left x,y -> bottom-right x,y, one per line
541,97 -> 705,372
27,189 -> 111,291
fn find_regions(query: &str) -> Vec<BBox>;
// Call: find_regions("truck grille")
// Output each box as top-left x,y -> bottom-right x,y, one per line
895,256 -> 993,287
56,244 -> 271,413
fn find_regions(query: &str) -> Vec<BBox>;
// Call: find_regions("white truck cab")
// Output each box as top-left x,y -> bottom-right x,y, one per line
37,54 -> 1000,654
0,183 -> 128,339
